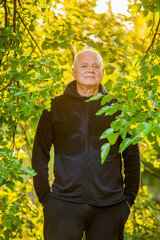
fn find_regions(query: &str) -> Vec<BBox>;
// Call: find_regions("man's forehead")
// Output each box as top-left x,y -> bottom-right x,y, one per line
80,61 -> 100,66
77,54 -> 100,63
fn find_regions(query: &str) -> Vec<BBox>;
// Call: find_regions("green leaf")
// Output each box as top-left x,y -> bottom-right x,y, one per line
152,99 -> 160,107
132,133 -> 143,144
154,125 -> 160,137
119,125 -> 129,139
111,119 -> 127,131
18,176 -> 24,183
13,201 -> 22,207
100,128 -> 114,139
86,93 -> 103,102
41,40 -> 50,50
22,167 -> 37,176
11,61 -> 18,70
6,181 -> 15,191
101,143 -> 110,164
136,122 -> 152,136
9,214 -> 21,227
140,65 -> 149,79
152,65 -> 160,77
3,219 -> 11,230
96,105 -> 110,115
14,91 -> 27,97
29,23 -> 35,31
107,132 -> 119,145
119,138 -> 132,153
2,169 -> 10,178
8,85 -> 19,91
101,94 -> 113,105
105,65 -> 115,75
104,107 -> 117,116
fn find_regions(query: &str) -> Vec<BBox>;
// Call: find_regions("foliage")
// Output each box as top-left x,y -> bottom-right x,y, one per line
0,181 -> 43,239
0,0 -> 160,239
125,186 -> 160,239
91,47 -> 160,163
88,1 -> 160,164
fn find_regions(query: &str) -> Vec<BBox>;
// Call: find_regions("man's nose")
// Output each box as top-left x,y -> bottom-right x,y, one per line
88,65 -> 94,72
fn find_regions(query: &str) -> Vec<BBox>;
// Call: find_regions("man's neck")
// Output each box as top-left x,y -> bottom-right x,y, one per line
76,84 -> 99,97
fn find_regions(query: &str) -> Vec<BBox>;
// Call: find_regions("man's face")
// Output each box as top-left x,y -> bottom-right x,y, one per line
72,54 -> 104,88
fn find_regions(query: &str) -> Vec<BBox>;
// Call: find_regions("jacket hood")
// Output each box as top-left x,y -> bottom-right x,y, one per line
64,80 -> 107,99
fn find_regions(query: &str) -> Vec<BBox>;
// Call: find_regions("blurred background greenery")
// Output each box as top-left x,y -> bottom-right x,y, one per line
0,0 -> 160,239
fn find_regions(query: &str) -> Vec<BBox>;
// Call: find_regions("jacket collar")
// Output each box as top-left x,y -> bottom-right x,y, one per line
64,80 -> 107,100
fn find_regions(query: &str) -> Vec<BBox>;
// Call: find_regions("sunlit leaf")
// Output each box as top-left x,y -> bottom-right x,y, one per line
100,128 -> 114,139
104,107 -> 118,116
101,94 -> 113,105
136,122 -> 152,136
119,138 -> 132,153
22,167 -> 37,176
3,219 -> 11,230
96,105 -> 110,115
132,132 -> 143,144
107,132 -> 119,145
154,125 -> 160,137
101,143 -> 110,164
86,93 -> 103,102
6,181 -> 16,191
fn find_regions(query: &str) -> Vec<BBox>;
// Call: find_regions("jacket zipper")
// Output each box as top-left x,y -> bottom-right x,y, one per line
83,101 -> 89,202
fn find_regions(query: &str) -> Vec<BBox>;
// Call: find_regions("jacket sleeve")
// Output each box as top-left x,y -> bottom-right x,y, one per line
31,109 -> 53,206
122,143 -> 141,207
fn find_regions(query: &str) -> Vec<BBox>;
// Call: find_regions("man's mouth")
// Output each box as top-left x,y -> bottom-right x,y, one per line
85,76 -> 95,78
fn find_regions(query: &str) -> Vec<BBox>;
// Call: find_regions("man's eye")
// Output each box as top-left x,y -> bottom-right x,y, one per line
93,65 -> 99,68
82,65 -> 87,68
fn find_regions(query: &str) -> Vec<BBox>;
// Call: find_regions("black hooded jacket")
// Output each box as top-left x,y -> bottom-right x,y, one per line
32,81 -> 140,207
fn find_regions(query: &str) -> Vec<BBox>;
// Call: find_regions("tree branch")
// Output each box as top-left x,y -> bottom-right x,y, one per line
146,17 -> 160,53
143,20 -> 155,43
0,81 -> 12,92
144,168 -> 160,180
4,0 -> 7,28
19,122 -> 31,150
29,45 -> 37,58
17,0 -> 21,7
12,124 -> 17,151
13,0 -> 16,32
16,10 -> 46,57
0,50 -> 10,66
0,0 -> 4,5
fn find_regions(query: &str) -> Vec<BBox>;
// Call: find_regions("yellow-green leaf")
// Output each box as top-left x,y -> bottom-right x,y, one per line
101,143 -> 110,164
119,138 -> 132,153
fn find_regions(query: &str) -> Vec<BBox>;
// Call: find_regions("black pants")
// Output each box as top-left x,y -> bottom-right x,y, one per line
43,198 -> 130,240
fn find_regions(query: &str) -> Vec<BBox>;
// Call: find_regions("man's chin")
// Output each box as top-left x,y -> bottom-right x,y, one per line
83,79 -> 98,85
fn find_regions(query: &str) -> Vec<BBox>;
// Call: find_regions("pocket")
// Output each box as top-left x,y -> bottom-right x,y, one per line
120,200 -> 130,224
43,197 -> 52,212
53,153 -> 83,193
124,200 -> 130,215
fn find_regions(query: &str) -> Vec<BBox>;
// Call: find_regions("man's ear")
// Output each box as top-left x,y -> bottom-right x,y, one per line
102,68 -> 104,76
101,68 -> 104,80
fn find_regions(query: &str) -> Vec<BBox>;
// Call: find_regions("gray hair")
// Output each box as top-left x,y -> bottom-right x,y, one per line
73,49 -> 103,68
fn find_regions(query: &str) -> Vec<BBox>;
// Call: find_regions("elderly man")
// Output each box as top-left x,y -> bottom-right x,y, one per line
32,49 -> 140,240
